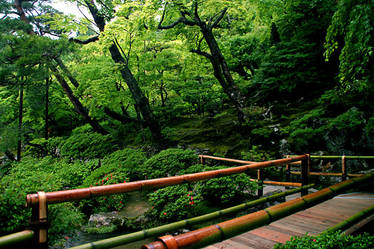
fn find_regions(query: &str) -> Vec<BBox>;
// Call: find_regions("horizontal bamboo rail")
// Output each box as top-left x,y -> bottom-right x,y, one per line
141,172 -> 374,249
26,155 -> 307,206
262,180 -> 302,187
322,204 -> 374,234
0,230 -> 34,248
199,155 -> 301,165
199,155 -> 256,164
69,184 -> 314,249
285,155 -> 374,159
291,171 -> 365,177
311,155 -> 374,159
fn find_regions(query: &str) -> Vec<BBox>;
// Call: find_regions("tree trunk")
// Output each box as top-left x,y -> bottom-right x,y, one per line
109,44 -> 162,141
201,27 -> 246,123
45,76 -> 49,140
84,0 -> 163,142
17,81 -> 24,161
49,64 -> 109,135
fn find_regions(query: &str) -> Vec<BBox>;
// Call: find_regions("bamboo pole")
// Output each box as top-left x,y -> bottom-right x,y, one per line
69,184 -> 314,249
291,172 -> 366,177
199,155 -> 256,164
141,172 -> 374,249
257,169 -> 263,198
311,155 -> 374,159
27,155 -> 307,206
262,181 -> 302,187
342,156 -> 347,181
285,155 -> 374,159
322,204 -> 374,234
301,155 -> 309,196
0,230 -> 34,248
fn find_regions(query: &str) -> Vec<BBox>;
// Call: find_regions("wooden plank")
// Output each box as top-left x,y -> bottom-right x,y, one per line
239,232 -> 277,249
205,192 -> 374,249
249,227 -> 291,243
265,224 -> 304,237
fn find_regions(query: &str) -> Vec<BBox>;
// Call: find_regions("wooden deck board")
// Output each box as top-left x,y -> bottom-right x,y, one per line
205,192 -> 374,249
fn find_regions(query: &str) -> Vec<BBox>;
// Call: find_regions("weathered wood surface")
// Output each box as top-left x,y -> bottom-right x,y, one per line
205,192 -> 374,249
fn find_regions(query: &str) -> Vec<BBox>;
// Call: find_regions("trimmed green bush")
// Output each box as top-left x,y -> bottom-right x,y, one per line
79,148 -> 146,213
101,148 -> 147,180
0,157 -> 84,239
274,231 -> 374,249
146,184 -> 203,223
140,148 -> 198,179
60,132 -> 117,160
183,164 -> 258,205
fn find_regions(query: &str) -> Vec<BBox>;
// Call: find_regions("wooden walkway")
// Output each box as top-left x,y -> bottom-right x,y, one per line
206,192 -> 374,249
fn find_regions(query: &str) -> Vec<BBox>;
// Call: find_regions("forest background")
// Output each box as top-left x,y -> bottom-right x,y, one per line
0,0 -> 374,247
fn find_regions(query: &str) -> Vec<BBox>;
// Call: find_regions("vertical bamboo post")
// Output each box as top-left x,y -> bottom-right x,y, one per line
285,155 -> 290,189
257,169 -> 263,198
342,155 -> 347,181
301,155 -> 309,196
31,192 -> 48,249
199,155 -> 205,165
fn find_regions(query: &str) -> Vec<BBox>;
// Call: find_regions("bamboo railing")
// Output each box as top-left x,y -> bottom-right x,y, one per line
19,155 -> 307,248
69,184 -> 314,249
199,154 -> 306,196
142,172 -> 374,249
0,230 -> 34,248
286,155 -> 374,181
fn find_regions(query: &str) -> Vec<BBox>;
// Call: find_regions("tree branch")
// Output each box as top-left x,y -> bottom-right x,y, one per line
193,1 -> 202,24
54,57 -> 80,88
104,107 -> 144,125
69,36 -> 99,44
158,2 -> 196,29
210,8 -> 228,30
191,49 -> 213,60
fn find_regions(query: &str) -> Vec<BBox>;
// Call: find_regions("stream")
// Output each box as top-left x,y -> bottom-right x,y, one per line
64,192 -> 153,249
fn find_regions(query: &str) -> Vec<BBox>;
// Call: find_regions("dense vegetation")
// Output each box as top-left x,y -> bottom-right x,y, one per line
0,0 -> 373,247
274,231 -> 374,249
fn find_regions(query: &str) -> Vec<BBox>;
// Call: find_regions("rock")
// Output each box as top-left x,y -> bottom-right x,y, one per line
88,211 -> 125,228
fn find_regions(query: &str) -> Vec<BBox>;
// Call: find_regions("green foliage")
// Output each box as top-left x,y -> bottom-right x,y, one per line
140,148 -> 198,179
147,184 -> 203,222
325,0 -> 374,93
241,145 -> 274,162
60,132 -> 117,160
183,164 -> 258,205
101,148 -> 147,180
147,163 -> 258,223
0,157 -> 85,238
274,231 -> 374,249
79,148 -> 146,213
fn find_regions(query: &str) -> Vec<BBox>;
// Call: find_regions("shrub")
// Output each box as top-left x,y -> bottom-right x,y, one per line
183,164 -> 258,205
60,132 -> 117,160
146,184 -> 203,223
274,231 -> 374,249
80,150 -> 143,213
140,148 -> 198,179
0,157 -> 84,239
101,148 -> 147,180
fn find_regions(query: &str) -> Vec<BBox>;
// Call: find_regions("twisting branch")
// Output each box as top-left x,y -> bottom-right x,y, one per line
158,2 -> 196,29
69,36 -> 99,44
190,49 -> 212,60
193,1 -> 202,24
210,8 -> 228,30
114,37 -> 128,63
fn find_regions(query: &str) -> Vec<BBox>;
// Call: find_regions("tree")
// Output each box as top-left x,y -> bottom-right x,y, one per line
8,0 -> 109,135
71,0 -> 163,142
157,0 -> 247,123
325,0 -> 374,98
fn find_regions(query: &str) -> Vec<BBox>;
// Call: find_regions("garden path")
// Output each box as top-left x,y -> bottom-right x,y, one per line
205,192 -> 374,249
